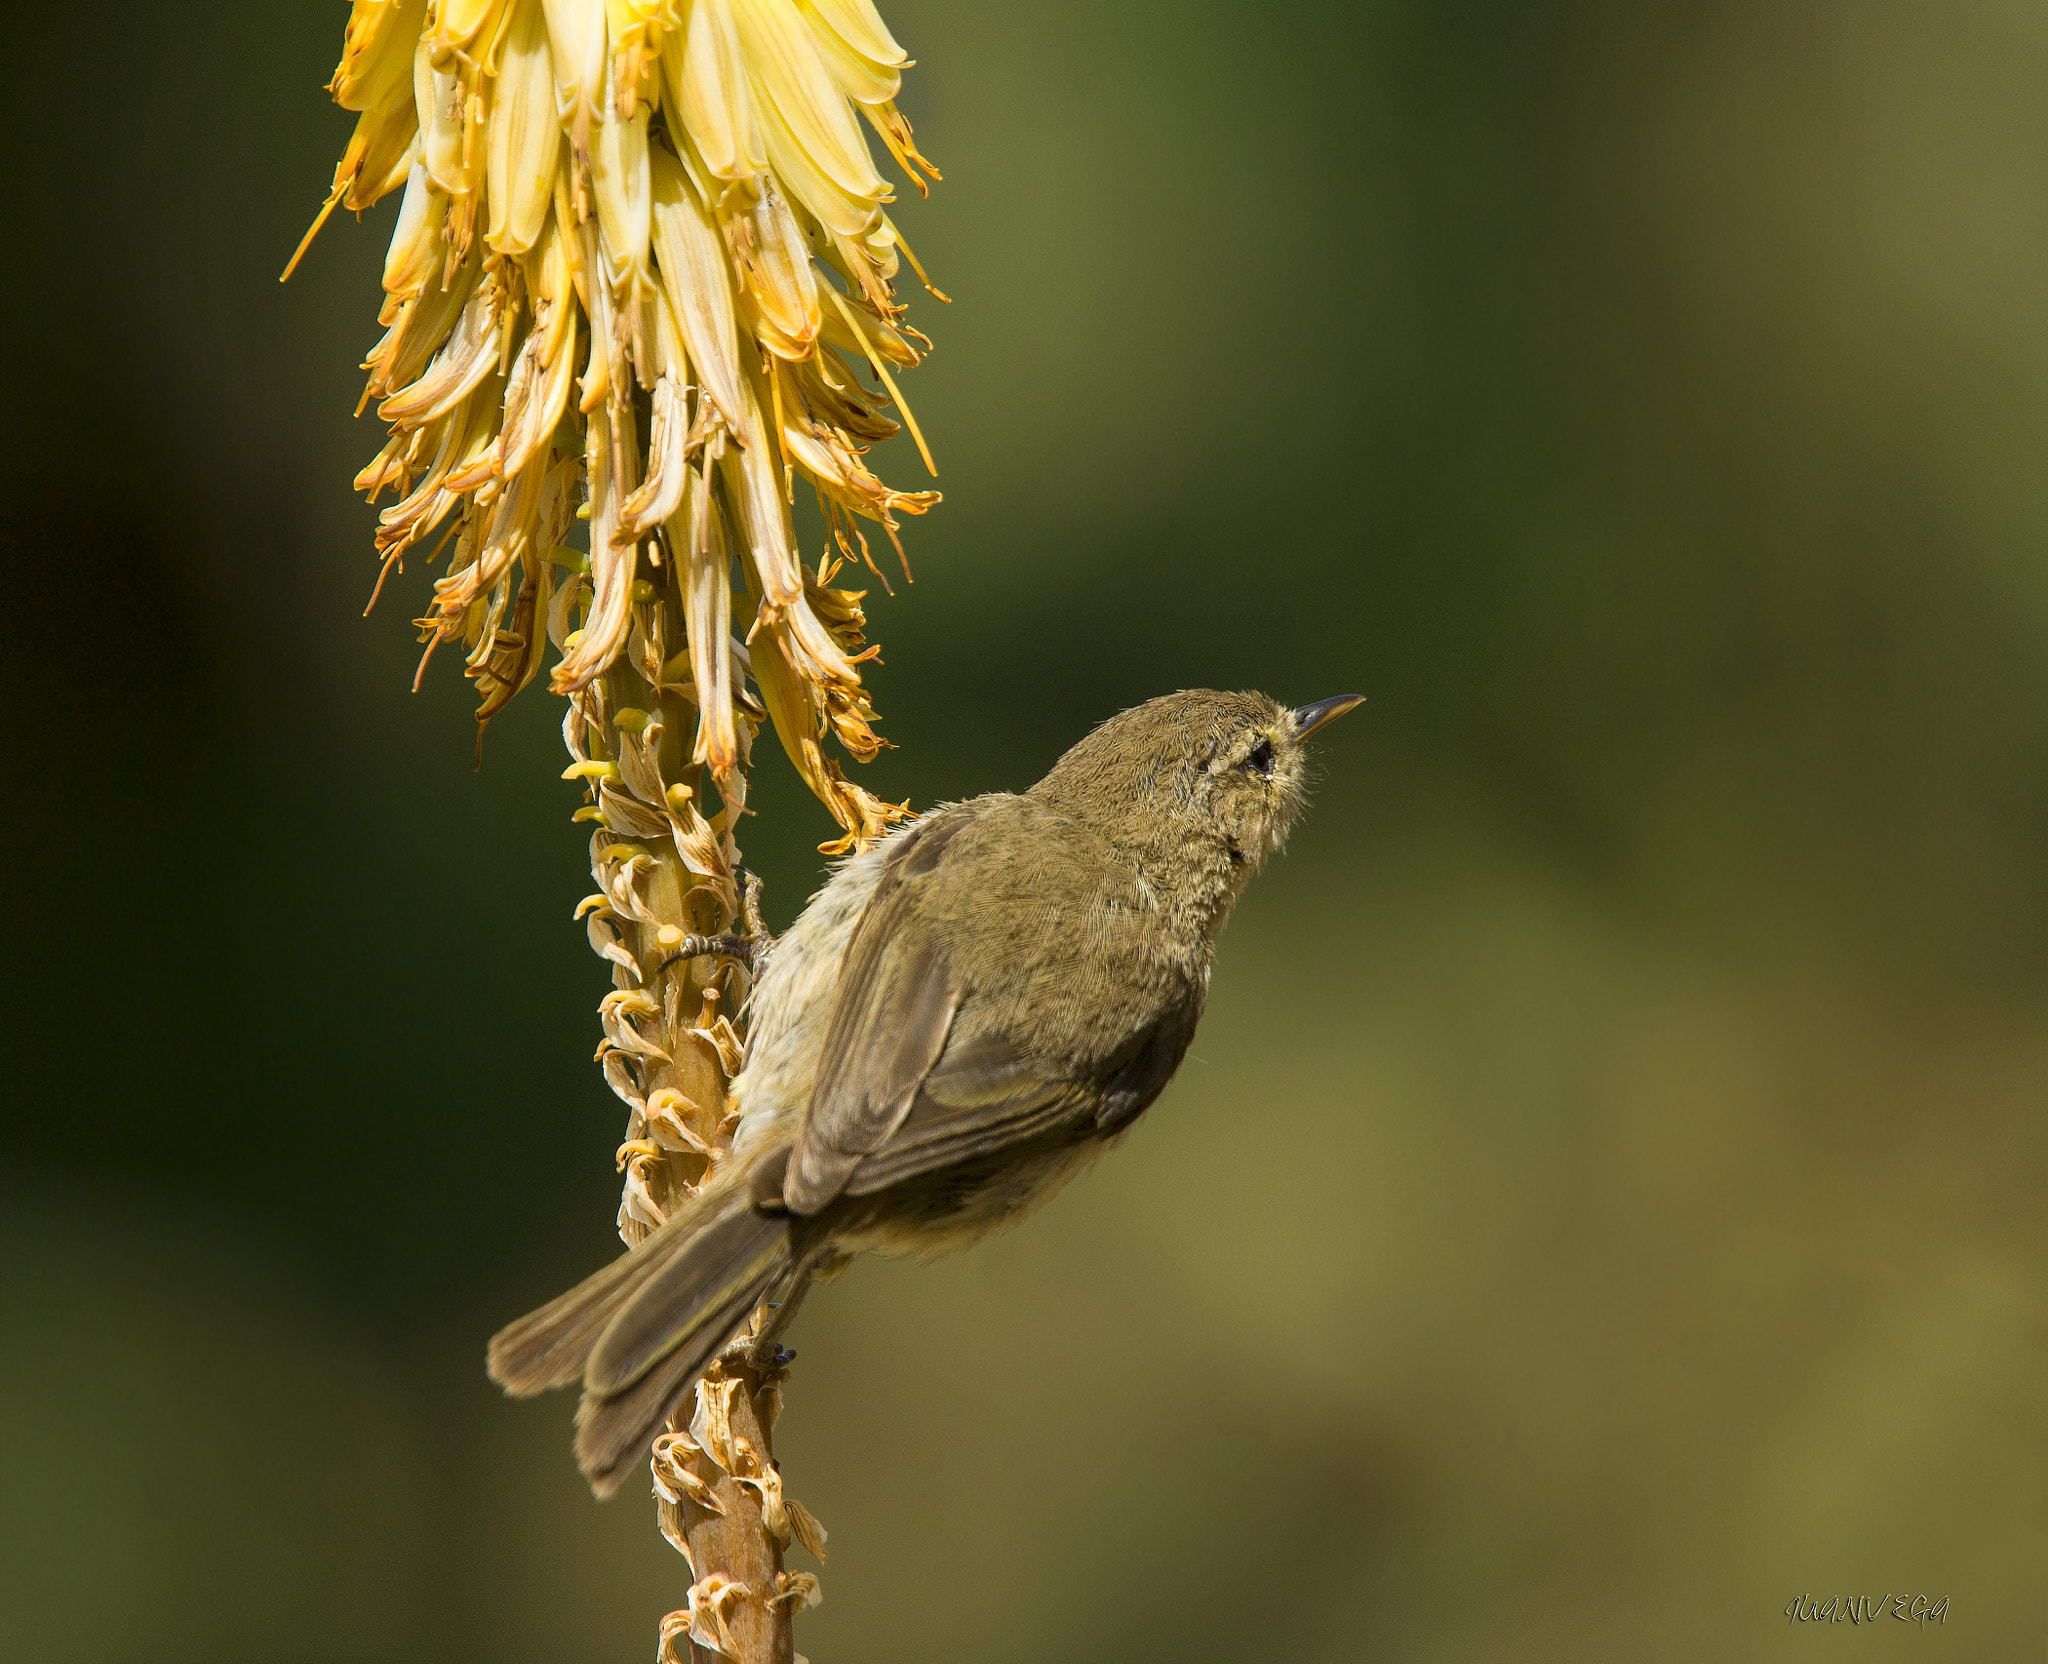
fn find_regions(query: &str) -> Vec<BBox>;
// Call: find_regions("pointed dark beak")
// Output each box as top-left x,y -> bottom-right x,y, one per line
1288,694 -> 1365,739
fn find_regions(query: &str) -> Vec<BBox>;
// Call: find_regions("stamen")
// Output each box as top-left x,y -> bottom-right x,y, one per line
886,221 -> 952,304
824,287 -> 936,480
280,186 -> 344,283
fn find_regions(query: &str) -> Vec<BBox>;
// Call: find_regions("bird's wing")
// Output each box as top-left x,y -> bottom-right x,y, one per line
832,1028 -> 1090,1197
832,991 -> 1204,1199
785,802 -> 1197,1215
781,810 -> 977,1215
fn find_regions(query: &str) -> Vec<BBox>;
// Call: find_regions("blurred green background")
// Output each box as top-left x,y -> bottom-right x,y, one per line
3,1 -> 2043,1659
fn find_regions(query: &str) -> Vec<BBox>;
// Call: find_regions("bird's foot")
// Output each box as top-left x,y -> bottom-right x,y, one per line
735,865 -> 770,948
657,867 -> 775,977
715,1333 -> 796,1375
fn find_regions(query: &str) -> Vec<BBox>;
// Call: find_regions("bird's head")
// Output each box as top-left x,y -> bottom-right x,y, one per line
1033,688 -> 1363,919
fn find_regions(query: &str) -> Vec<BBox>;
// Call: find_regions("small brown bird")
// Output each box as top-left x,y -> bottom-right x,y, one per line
489,688 -> 1362,1493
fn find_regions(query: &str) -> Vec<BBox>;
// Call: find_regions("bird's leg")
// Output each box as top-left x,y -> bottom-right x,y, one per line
714,1264 -> 815,1373
719,1242 -> 851,1372
656,866 -> 775,978
748,1268 -> 815,1369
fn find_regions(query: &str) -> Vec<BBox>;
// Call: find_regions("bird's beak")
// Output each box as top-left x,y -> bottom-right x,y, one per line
1288,694 -> 1365,738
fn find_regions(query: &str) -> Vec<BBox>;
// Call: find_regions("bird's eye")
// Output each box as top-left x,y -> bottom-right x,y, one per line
1243,738 -> 1275,778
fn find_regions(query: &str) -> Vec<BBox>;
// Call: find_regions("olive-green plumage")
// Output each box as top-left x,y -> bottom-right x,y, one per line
489,688 -> 1361,1494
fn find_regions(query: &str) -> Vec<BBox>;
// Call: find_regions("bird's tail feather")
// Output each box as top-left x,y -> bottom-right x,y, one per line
486,1172 -> 793,1496
486,1233 -> 672,1399
575,1263 -> 780,1494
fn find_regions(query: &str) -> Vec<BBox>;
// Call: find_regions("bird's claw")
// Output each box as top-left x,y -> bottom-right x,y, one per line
657,867 -> 776,978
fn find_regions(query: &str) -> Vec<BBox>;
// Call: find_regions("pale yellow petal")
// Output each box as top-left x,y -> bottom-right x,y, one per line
498,308 -> 578,477
798,0 -> 900,107
647,270 -> 690,382
808,216 -> 892,312
717,371 -> 800,606
592,96 -> 652,289
442,380 -> 513,489
432,443 -> 553,625
541,0 -> 607,138
430,0 -> 514,71
499,219 -> 579,478
602,0 -> 667,65
675,467 -> 737,776
618,371 -> 689,535
525,208 -> 578,365
552,403 -> 641,692
376,377 -> 500,554
746,612 -> 822,786
754,83 -> 877,238
331,0 -> 429,113
782,590 -> 861,687
724,178 -> 819,355
294,68 -> 423,241
485,0 -> 560,255
649,144 -> 746,428
379,267 -> 509,425
367,243 -> 482,399
662,0 -> 766,181
562,204 -> 616,412
801,0 -> 904,71
730,0 -> 883,204
418,39 -> 485,201
381,159 -> 446,301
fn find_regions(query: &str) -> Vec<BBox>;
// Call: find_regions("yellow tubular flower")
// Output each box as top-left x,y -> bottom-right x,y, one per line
290,10 -> 942,1655
291,0 -> 940,841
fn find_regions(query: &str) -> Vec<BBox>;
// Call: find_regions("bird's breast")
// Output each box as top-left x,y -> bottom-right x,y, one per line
727,840 -> 893,1164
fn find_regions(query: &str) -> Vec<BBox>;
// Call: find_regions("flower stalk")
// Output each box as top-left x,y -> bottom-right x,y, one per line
290,2 -> 944,1658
